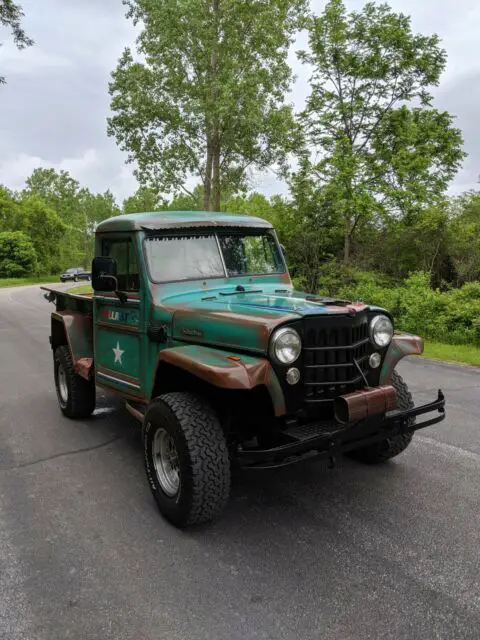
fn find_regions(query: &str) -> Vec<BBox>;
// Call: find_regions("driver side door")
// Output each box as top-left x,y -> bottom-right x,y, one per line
93,234 -> 144,399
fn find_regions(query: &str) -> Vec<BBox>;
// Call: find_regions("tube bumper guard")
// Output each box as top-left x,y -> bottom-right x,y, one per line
238,390 -> 446,470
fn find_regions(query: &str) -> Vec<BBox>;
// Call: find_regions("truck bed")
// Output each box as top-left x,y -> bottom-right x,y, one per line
41,286 -> 93,315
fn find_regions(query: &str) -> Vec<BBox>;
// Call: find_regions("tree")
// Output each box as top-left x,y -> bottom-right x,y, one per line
23,168 -> 121,268
14,195 -> 66,273
447,191 -> 480,284
123,185 -> 166,214
299,0 -> 465,262
0,0 -> 33,85
108,0 -> 306,211
0,231 -> 37,277
0,185 -> 20,229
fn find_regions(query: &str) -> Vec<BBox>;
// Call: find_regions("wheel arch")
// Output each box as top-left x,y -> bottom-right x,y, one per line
151,345 -> 286,420
380,333 -> 424,385
50,311 -> 94,381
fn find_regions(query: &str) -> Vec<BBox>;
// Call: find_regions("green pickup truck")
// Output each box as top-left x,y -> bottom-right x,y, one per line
43,211 -> 446,528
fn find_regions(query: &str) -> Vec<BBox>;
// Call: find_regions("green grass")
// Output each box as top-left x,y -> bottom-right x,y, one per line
422,341 -> 480,367
0,275 -> 60,288
68,284 -> 93,295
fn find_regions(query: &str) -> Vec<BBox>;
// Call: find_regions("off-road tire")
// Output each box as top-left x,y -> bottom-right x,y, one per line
144,392 -> 231,528
348,371 -> 414,464
54,345 -> 95,419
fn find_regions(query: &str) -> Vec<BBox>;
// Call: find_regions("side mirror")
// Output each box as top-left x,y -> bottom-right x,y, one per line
92,256 -> 117,292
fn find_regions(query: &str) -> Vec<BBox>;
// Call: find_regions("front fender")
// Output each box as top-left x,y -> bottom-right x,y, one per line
156,345 -> 286,417
380,332 -> 424,384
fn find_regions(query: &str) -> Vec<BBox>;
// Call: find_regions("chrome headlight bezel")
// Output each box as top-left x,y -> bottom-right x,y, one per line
370,315 -> 394,348
269,327 -> 302,365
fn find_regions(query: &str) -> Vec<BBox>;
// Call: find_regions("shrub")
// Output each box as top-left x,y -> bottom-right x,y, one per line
0,231 -> 38,277
322,269 -> 480,347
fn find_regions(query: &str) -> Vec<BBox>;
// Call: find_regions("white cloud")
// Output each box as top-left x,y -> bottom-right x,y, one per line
1,44 -> 73,74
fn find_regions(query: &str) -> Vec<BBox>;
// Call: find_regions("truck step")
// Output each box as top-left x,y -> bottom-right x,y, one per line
283,421 -> 343,442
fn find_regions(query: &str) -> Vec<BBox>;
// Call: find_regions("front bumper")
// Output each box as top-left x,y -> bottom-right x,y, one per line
238,390 -> 446,470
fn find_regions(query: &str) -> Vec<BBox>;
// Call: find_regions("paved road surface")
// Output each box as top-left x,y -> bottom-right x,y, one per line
0,284 -> 479,640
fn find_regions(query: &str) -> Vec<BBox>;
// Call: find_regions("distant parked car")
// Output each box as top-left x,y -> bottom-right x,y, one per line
60,267 -> 91,283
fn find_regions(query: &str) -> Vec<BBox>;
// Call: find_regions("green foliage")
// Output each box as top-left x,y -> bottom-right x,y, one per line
298,0 -> 465,262
23,168 -> 121,268
0,231 -> 37,277
334,270 -> 480,347
15,195 -> 66,274
108,0 -> 306,210
123,186 -> 167,214
0,0 -> 33,86
447,191 -> 480,284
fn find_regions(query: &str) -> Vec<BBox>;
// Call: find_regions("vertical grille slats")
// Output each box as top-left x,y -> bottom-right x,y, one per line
303,314 -> 371,403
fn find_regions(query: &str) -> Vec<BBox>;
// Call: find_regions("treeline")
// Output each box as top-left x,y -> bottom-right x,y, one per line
0,169 -> 120,276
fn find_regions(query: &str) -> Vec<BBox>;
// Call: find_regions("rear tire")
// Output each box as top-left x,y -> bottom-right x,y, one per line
54,345 -> 95,419
144,392 -> 231,528
347,371 -> 414,464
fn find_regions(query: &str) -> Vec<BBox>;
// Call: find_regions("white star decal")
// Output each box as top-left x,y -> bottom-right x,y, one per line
112,342 -> 125,365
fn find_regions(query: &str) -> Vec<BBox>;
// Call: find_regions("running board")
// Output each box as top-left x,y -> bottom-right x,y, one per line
126,401 -> 146,423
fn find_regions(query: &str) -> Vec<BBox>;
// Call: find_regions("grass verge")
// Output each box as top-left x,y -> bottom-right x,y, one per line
68,284 -> 93,295
0,275 -> 60,288
422,341 -> 480,367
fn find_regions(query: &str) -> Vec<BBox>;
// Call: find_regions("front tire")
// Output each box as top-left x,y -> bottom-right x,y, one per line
54,345 -> 95,419
144,392 -> 231,528
348,371 -> 414,464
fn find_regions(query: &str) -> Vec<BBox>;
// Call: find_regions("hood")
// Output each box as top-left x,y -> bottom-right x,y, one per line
156,284 -> 371,355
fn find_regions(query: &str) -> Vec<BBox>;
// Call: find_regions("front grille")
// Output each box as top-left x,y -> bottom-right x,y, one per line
303,314 -> 371,403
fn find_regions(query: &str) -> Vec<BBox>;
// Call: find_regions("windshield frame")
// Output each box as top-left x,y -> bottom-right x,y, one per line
142,228 -> 287,285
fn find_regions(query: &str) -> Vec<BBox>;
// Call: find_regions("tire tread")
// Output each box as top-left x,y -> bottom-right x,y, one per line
348,371 -> 414,464
146,392 -> 230,527
54,345 -> 95,419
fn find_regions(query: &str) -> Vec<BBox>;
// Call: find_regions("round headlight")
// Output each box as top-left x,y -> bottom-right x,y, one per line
370,315 -> 393,348
270,327 -> 301,364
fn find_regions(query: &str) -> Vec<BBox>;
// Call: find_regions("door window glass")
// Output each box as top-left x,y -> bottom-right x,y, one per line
102,237 -> 140,291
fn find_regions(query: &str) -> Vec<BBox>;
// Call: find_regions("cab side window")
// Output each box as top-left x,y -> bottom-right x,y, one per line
102,237 -> 140,291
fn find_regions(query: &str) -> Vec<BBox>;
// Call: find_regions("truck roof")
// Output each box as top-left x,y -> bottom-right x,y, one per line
96,210 -> 273,234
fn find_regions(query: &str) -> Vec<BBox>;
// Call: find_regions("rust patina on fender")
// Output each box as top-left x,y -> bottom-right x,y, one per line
380,332 -> 424,385
52,310 -> 94,380
156,344 -> 286,416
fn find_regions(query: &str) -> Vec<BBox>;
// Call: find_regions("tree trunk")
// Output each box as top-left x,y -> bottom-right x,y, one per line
211,133 -> 220,211
343,217 -> 351,263
208,0 -> 220,211
203,139 -> 213,211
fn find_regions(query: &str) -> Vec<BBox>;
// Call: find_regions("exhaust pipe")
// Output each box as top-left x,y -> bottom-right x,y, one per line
334,385 -> 397,424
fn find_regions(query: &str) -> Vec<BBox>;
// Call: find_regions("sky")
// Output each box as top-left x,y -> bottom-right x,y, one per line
0,0 -> 479,205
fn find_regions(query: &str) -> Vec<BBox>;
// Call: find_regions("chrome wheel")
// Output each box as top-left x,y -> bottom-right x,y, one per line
152,427 -> 180,497
58,364 -> 68,405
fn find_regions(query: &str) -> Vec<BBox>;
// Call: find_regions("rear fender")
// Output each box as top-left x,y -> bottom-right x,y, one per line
380,332 -> 424,384
51,311 -> 93,381
155,344 -> 286,417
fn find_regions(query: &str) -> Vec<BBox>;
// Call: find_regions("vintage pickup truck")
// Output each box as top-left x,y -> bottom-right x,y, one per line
43,211 -> 446,527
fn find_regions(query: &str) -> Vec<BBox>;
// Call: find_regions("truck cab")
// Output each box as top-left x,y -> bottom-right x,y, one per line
45,211 -> 446,528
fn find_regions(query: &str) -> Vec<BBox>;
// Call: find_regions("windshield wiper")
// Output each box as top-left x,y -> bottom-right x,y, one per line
219,289 -> 263,296
306,295 -> 350,305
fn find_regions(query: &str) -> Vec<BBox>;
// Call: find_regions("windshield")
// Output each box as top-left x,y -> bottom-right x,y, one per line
144,231 -> 285,282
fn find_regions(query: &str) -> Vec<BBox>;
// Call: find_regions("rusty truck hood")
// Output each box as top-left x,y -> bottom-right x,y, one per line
157,284 -> 370,355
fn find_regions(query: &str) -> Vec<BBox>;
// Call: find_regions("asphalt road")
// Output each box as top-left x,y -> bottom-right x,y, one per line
0,284 -> 479,640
